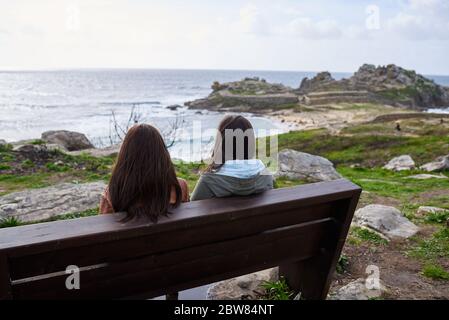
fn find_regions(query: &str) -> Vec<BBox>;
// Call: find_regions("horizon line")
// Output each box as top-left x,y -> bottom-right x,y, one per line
0,66 -> 448,77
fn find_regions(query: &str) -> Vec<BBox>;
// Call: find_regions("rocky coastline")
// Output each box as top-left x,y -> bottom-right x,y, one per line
185,64 -> 449,113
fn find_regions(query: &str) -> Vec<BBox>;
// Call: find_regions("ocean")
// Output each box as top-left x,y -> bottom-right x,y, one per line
0,69 -> 448,160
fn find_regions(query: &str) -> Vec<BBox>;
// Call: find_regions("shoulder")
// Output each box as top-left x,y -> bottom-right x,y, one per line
99,186 -> 114,214
177,178 -> 190,202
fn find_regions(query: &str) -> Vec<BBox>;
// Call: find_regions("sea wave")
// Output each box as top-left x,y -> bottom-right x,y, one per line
99,101 -> 161,106
427,108 -> 449,114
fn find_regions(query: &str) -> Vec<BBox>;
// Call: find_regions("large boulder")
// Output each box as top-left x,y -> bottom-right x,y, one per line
329,278 -> 387,300
420,155 -> 449,172
207,268 -> 278,300
14,144 -> 53,161
276,149 -> 342,182
0,182 -> 105,223
41,130 -> 94,151
353,205 -> 419,240
383,155 -> 415,171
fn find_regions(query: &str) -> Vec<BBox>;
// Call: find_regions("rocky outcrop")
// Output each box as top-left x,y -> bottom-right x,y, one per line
13,144 -> 54,161
276,149 -> 342,182
329,278 -> 387,300
298,64 -> 449,109
420,155 -> 449,172
187,64 -> 449,112
0,182 -> 105,223
41,130 -> 94,151
186,78 -> 298,112
207,268 -> 278,300
353,205 -> 419,240
383,155 -> 415,171
298,72 -> 335,93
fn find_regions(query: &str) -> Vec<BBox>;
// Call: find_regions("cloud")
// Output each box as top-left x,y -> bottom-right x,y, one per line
235,3 -> 342,40
236,4 -> 270,35
386,2 -> 449,40
284,18 -> 342,39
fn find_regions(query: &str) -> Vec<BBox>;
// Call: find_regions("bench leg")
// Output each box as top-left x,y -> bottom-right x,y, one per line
279,250 -> 334,300
280,195 -> 361,300
0,255 -> 12,300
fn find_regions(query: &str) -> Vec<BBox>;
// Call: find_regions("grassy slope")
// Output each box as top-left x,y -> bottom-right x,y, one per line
277,117 -> 449,285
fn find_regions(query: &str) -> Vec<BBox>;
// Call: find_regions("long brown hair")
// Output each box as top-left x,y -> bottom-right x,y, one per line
206,115 -> 255,172
109,124 -> 181,222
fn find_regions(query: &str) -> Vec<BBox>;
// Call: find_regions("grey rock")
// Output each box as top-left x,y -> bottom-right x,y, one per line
42,130 -> 94,151
417,206 -> 448,217
68,144 -> 121,158
167,104 -> 182,111
420,155 -> 449,172
383,155 -> 415,171
276,149 -> 342,182
329,278 -> 387,300
0,139 -> 6,146
299,71 -> 335,93
0,182 -> 106,223
14,144 -> 53,160
353,204 -> 419,240
207,268 -> 278,300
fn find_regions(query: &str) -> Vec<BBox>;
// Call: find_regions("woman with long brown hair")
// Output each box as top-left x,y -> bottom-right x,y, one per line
99,123 -> 189,221
191,115 -> 273,201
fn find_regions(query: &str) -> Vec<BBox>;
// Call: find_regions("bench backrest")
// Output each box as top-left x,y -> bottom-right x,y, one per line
0,179 -> 361,300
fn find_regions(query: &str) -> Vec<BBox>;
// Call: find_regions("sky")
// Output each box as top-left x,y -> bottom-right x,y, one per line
1,0 -> 449,74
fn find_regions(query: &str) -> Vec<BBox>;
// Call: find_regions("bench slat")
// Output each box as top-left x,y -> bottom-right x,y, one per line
11,219 -> 333,299
0,179 -> 359,253
9,203 -> 334,280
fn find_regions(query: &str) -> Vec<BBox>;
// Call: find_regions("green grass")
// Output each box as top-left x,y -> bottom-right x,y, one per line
262,277 -> 295,300
0,143 -> 13,152
174,160 -> 204,192
338,167 -> 449,200
30,139 -> 45,145
408,228 -> 449,261
0,173 -> 55,195
425,210 -> 449,224
378,86 -> 419,102
0,164 -> 11,171
350,226 -> 388,245
0,217 -> 23,228
422,264 -> 449,281
273,177 -> 304,189
277,125 -> 449,167
45,162 -> 70,172
336,254 -> 349,274
21,159 -> 35,169
0,150 -> 114,195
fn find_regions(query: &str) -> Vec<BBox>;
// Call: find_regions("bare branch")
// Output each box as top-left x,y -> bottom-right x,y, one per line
107,105 -> 184,149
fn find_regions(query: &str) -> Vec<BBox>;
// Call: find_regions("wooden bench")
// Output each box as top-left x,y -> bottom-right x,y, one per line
0,179 -> 361,300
